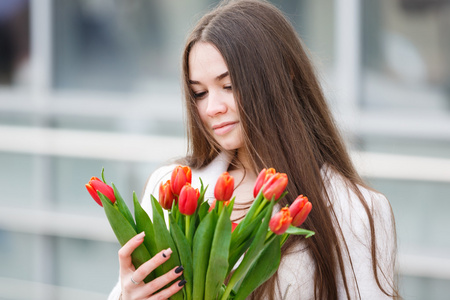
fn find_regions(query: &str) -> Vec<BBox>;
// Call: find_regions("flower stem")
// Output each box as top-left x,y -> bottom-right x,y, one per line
253,198 -> 268,218
185,215 -> 191,238
281,233 -> 289,245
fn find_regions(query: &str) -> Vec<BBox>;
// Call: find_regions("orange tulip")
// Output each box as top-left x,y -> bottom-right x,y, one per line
170,166 -> 192,196
159,180 -> 175,210
253,168 -> 276,198
86,177 -> 116,207
262,173 -> 288,200
269,207 -> 292,235
214,172 -> 234,201
178,183 -> 199,215
289,195 -> 312,227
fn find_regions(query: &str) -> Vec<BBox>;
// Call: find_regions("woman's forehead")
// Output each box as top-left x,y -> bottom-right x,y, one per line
188,42 -> 228,81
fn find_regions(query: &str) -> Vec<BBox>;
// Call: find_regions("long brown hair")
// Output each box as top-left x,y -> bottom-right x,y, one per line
181,0 -> 398,299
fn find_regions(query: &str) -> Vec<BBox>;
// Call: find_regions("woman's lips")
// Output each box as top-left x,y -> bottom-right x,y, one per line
212,122 -> 238,135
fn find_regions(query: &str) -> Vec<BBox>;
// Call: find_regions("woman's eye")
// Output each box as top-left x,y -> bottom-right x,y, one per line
193,91 -> 207,99
224,85 -> 232,91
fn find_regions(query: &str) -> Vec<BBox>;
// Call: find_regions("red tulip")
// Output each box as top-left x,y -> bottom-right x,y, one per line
262,173 -> 288,200
253,168 -> 276,198
269,207 -> 292,235
178,183 -> 199,215
170,166 -> 192,196
289,195 -> 312,227
86,177 -> 116,207
214,172 -> 234,201
159,180 -> 175,210
231,222 -> 238,232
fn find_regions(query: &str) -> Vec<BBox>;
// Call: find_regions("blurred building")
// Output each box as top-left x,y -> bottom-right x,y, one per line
0,0 -> 449,299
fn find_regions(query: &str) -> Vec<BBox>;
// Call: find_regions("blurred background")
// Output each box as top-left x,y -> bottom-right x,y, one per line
0,0 -> 449,299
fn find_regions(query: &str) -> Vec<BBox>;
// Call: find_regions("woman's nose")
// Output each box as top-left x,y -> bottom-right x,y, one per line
206,90 -> 228,116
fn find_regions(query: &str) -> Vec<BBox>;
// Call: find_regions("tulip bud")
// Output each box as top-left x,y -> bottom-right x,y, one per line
253,168 -> 276,198
214,172 -> 234,201
289,195 -> 312,227
262,173 -> 288,200
159,180 -> 175,210
170,166 -> 192,196
269,207 -> 292,235
178,183 -> 199,215
208,200 -> 216,212
86,177 -> 116,207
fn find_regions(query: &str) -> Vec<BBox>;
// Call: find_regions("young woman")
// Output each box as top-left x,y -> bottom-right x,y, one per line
109,1 -> 398,299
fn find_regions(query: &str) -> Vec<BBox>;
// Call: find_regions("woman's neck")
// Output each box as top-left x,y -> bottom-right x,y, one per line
227,148 -> 257,222
228,148 -> 254,172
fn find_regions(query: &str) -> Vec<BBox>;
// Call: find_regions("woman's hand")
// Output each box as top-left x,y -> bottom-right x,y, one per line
119,232 -> 185,300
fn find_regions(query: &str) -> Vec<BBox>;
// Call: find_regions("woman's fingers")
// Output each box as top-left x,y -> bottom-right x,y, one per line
143,265 -> 184,295
149,279 -> 186,300
118,233 -> 186,299
131,248 -> 173,283
118,232 -> 146,273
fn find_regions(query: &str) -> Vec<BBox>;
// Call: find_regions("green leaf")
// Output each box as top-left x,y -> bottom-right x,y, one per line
285,225 -> 315,238
230,205 -> 267,249
228,207 -> 267,273
150,196 -> 183,300
112,183 -> 136,230
235,191 -> 264,233
205,205 -> 232,300
192,211 -> 217,300
152,193 -> 165,220
233,235 -> 281,300
100,194 -> 152,279
169,214 -> 193,300
198,201 -> 210,222
133,193 -> 161,280
101,168 -> 107,183
221,200 -> 275,300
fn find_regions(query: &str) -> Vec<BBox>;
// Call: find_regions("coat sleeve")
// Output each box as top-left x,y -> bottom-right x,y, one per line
326,169 -> 397,299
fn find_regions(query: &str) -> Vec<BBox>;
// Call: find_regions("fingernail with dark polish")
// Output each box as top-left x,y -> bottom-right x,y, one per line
175,265 -> 184,274
178,279 -> 186,287
162,248 -> 172,258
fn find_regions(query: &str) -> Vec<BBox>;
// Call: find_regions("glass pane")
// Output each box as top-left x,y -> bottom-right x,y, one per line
0,111 -> 34,126
52,0 -> 217,92
0,0 -> 30,88
360,135 -> 450,159
53,157 -> 157,213
361,0 -> 450,113
400,275 -> 450,300
55,237 -> 118,294
367,178 -> 450,251
51,114 -> 185,136
0,231 -> 34,281
52,0 -> 334,92
0,153 -> 34,207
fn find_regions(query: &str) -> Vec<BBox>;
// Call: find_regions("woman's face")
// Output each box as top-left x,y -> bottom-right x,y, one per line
188,42 -> 244,151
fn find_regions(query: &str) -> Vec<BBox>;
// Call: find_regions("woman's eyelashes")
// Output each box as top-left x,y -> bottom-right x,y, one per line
193,91 -> 207,99
193,85 -> 231,99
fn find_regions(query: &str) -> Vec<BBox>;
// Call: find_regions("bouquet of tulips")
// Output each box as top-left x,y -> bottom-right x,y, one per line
86,166 -> 314,300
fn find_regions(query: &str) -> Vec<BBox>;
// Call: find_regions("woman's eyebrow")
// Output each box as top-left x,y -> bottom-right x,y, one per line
189,71 -> 229,85
216,71 -> 229,81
